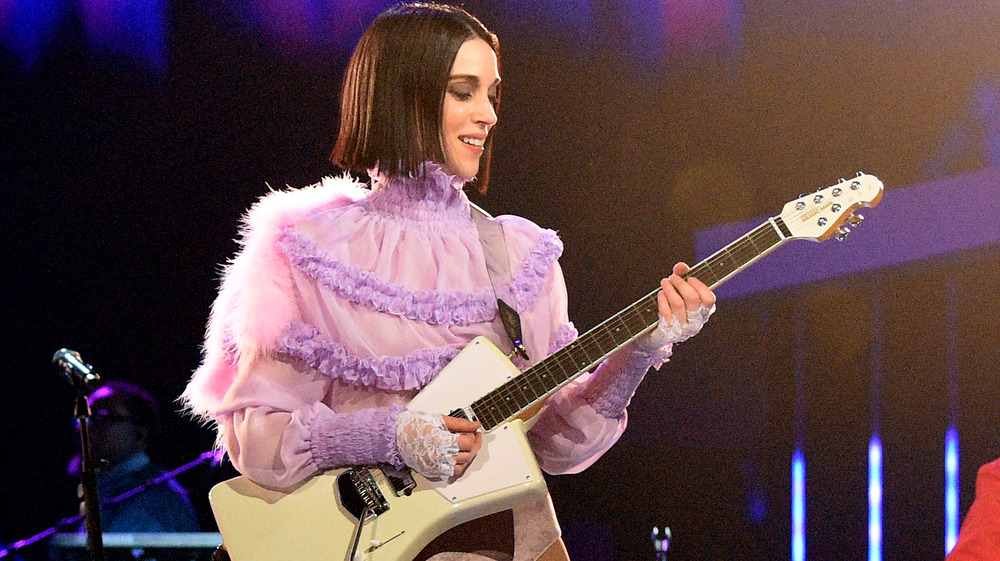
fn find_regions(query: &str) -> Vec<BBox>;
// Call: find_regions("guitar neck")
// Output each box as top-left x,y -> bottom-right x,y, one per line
469,215 -> 793,430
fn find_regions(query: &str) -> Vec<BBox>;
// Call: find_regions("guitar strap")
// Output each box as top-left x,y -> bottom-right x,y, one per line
470,202 -> 530,361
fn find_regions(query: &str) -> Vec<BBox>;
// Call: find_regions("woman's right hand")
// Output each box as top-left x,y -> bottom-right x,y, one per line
394,410 -> 483,479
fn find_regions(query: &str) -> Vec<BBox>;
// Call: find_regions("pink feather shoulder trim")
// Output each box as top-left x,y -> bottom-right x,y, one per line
182,175 -> 367,418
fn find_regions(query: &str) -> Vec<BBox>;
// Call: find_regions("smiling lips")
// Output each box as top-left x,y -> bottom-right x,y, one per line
460,135 -> 485,149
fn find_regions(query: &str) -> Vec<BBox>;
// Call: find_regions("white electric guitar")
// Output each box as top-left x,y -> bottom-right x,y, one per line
209,173 -> 884,561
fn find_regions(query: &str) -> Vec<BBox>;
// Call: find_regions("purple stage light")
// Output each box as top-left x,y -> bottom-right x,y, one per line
80,0 -> 168,70
226,0 -> 393,57
791,449 -> 806,561
869,436 -> 883,561
621,0 -> 742,65
0,0 -> 68,69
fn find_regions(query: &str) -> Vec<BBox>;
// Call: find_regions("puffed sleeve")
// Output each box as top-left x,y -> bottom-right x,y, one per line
217,355 -> 405,489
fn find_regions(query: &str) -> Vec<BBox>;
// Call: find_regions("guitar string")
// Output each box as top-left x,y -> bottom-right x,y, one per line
473,219 -> 797,424
473,219 -> 780,425
472,178 -> 877,426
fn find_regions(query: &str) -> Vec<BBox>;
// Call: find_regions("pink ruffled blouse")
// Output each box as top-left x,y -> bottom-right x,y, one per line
183,163 -> 649,490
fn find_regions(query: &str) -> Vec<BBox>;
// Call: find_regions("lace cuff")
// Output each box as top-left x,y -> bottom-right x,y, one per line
307,405 -> 405,469
394,410 -> 460,480
635,304 -> 716,356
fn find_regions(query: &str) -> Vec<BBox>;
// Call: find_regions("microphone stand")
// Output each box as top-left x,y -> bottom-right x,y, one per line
73,388 -> 106,561
51,349 -> 105,561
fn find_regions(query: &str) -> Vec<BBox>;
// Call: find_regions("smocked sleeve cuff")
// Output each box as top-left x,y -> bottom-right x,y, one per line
577,346 -> 661,419
306,404 -> 406,470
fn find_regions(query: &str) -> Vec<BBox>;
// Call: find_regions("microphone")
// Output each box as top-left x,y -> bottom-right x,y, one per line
52,348 -> 102,393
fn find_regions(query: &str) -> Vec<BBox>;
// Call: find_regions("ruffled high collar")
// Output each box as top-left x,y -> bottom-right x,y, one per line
366,162 -> 472,221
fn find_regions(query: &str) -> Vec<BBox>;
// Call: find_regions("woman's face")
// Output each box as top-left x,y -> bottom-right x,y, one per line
440,38 -> 500,179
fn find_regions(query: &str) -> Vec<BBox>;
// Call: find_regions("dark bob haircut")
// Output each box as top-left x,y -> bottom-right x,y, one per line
330,3 -> 500,192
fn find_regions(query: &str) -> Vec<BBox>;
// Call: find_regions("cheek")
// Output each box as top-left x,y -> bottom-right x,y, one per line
441,104 -> 465,135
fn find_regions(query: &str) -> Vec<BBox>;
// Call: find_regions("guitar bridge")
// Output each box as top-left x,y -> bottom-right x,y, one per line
336,468 -> 389,521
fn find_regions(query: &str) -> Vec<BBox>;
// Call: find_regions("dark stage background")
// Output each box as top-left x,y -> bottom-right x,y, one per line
3,1 -> 1000,559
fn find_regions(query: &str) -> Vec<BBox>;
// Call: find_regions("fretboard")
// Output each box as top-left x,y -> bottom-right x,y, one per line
469,215 -> 793,430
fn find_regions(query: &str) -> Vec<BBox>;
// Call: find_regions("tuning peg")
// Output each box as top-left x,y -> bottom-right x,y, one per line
848,214 -> 864,226
835,226 -> 850,241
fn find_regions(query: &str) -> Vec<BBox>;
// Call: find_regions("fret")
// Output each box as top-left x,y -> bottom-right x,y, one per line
689,259 -> 716,286
740,232 -> 760,259
589,328 -> 611,358
480,392 -> 503,425
500,390 -> 518,418
471,401 -> 497,428
568,341 -> 593,370
607,313 -> 633,347
722,245 -> 740,275
522,368 -> 546,399
773,216 -> 792,238
555,344 -> 582,377
488,389 -> 514,421
746,231 -> 762,255
512,375 -> 535,407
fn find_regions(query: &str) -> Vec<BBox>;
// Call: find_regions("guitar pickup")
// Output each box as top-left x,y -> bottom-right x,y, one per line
381,464 -> 417,497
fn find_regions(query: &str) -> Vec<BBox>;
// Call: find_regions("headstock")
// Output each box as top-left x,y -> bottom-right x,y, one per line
780,172 -> 884,242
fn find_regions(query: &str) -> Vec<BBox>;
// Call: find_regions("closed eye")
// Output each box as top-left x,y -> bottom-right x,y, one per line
448,88 -> 473,101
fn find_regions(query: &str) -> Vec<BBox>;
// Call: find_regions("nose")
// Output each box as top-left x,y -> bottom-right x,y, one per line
474,95 -> 497,128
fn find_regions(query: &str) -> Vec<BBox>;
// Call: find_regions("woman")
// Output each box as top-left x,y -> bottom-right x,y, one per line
183,4 -> 716,560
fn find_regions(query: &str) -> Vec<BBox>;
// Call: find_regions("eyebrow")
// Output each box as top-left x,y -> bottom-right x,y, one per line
448,74 -> 501,87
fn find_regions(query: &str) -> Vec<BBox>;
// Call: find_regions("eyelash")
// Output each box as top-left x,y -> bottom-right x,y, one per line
448,88 -> 498,106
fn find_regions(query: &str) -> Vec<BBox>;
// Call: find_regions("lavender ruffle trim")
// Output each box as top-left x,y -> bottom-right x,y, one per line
511,230 -> 563,312
278,226 -> 563,326
307,404 -> 404,469
276,322 -> 459,391
548,322 -> 579,355
279,227 -> 493,326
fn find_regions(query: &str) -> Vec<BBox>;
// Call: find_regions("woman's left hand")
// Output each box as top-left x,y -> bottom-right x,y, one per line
634,262 -> 717,352
657,262 -> 716,325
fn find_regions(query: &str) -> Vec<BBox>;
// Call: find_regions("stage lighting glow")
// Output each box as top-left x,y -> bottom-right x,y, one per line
0,0 -> 68,69
621,0 -> 742,64
80,0 -> 168,70
226,0 -> 393,56
2,0 -> 167,71
869,436 -> 883,561
791,449 -> 805,561
504,0 -> 591,34
945,427 -> 959,554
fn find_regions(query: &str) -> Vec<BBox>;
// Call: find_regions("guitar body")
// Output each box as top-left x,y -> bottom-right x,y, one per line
210,337 -> 550,561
